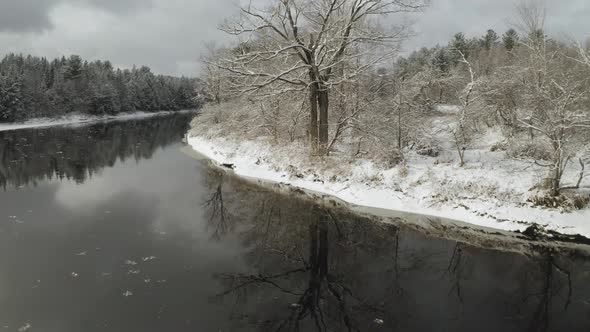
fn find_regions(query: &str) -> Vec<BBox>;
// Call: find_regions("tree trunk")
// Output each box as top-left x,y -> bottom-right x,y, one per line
549,143 -> 567,197
397,91 -> 403,150
309,83 -> 319,152
550,157 -> 562,197
550,167 -> 560,197
575,158 -> 585,189
318,84 -> 329,155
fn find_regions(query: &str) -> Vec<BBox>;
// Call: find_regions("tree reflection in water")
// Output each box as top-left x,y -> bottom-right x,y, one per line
0,113 -> 193,189
202,171 -> 590,332
203,168 -> 236,240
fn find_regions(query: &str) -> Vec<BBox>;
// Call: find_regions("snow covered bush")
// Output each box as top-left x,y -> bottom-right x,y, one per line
507,140 -> 552,161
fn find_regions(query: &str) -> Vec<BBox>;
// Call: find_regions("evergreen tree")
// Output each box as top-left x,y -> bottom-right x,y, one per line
0,68 -> 25,121
502,29 -> 519,51
452,32 -> 470,58
0,74 -> 7,120
481,29 -> 499,51
63,55 -> 83,80
432,48 -> 451,74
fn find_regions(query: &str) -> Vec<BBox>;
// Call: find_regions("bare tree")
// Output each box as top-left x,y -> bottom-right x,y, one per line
199,43 -> 233,105
574,40 -> 590,68
213,0 -> 427,154
511,0 -> 590,196
450,50 -> 478,167
512,0 -> 546,47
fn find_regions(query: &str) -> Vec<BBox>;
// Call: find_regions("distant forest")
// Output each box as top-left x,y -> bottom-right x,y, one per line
0,54 -> 200,122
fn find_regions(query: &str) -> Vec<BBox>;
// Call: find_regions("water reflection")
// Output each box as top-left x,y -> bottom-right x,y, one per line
0,113 -> 193,188
203,171 -> 590,332
0,115 -> 589,331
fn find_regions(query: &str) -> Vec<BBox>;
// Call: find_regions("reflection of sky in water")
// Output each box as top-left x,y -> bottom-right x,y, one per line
50,142 -> 245,256
0,127 -> 247,331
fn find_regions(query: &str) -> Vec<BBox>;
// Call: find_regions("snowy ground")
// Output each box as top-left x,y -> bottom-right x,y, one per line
0,110 -> 194,132
186,131 -> 590,238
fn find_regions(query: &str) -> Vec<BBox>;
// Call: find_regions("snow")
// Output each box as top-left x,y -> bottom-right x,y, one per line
0,110 -> 194,132
435,104 -> 461,114
186,134 -> 590,238
18,323 -> 32,332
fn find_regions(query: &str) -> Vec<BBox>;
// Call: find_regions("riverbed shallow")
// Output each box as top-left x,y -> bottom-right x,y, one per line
1,114 -> 589,331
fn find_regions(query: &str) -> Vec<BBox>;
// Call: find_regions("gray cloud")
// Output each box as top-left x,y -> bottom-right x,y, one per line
0,0 -> 57,32
0,0 -> 154,33
0,0 -> 588,76
80,0 -> 155,15
0,0 -> 236,76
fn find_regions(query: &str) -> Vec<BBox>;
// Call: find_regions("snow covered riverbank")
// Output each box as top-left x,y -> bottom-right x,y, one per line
0,110 -> 195,132
187,134 -> 590,238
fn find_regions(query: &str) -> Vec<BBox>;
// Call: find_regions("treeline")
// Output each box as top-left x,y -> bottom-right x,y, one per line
394,29 -> 520,100
391,28 -> 533,107
397,29 -> 518,76
0,54 -> 200,122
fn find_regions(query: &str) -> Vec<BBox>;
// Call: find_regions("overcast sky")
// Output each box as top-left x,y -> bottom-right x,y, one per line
1,0 -> 588,77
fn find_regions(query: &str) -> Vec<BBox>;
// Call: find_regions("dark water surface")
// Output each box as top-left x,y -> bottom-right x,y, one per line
1,114 -> 589,332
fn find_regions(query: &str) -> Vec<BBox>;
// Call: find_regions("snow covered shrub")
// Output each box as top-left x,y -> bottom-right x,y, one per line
398,162 -> 409,178
416,143 -> 440,157
528,193 -> 589,211
528,194 -> 567,209
364,173 -> 384,185
570,194 -> 590,210
376,149 -> 404,168
490,141 -> 508,152
413,167 -> 435,187
286,165 -> 304,179
508,141 -> 552,161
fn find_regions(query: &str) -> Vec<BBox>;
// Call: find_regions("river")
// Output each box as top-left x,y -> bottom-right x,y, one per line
0,113 -> 589,331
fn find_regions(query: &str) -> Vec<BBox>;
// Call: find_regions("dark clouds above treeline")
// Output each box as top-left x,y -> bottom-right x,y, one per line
0,0 -> 154,32
1,0 -> 588,76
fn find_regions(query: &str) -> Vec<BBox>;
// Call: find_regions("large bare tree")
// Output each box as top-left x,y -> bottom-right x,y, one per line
214,0 -> 427,154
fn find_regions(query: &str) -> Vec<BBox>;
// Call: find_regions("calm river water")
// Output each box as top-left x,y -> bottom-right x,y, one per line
0,113 -> 589,332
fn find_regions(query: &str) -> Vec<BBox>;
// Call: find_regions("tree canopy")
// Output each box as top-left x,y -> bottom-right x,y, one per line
0,54 -> 200,122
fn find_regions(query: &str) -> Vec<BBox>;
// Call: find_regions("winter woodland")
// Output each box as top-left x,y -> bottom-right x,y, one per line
193,0 -> 590,218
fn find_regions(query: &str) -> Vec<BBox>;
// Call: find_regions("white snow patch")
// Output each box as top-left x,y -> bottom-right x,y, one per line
187,134 -> 590,238
17,323 -> 32,332
435,104 -> 461,114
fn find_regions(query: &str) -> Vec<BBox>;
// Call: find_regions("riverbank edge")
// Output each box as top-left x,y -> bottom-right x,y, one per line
184,134 -> 590,253
0,110 -> 196,132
